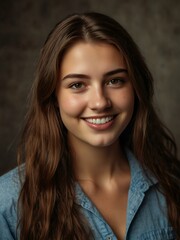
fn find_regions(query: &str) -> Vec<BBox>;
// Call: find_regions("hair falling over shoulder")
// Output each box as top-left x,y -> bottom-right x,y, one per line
17,12 -> 180,239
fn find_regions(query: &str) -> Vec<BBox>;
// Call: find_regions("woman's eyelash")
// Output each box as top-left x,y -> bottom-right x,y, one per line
69,82 -> 85,89
107,78 -> 126,85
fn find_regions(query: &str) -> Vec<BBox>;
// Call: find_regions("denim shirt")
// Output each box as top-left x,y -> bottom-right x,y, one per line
0,150 -> 176,240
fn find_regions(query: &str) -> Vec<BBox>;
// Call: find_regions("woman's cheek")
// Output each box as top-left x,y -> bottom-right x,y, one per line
59,94 -> 86,117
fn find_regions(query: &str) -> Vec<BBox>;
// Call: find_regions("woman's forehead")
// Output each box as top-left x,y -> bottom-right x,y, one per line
59,41 -> 127,77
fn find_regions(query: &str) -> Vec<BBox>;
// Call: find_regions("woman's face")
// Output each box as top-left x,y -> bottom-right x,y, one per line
56,41 -> 134,148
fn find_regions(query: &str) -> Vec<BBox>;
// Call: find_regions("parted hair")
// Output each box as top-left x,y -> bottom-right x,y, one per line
17,12 -> 180,239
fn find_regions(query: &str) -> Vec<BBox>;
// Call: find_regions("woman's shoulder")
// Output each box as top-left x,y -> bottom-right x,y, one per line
0,165 -> 24,213
0,166 -> 24,239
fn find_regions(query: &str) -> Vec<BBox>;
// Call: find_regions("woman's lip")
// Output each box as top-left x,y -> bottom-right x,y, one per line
83,115 -> 116,120
83,115 -> 116,130
85,115 -> 114,124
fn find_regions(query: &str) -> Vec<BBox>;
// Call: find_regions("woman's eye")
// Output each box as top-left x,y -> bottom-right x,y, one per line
108,78 -> 125,86
70,82 -> 85,89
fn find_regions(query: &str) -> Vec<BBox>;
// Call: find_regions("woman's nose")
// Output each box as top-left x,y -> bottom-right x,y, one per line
88,87 -> 111,112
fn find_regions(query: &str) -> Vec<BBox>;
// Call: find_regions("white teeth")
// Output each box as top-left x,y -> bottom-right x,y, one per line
86,116 -> 114,125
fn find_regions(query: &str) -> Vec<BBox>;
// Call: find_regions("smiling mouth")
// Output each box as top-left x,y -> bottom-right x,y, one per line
84,116 -> 115,125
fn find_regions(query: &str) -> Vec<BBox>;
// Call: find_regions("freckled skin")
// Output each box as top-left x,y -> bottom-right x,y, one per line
56,42 -> 134,148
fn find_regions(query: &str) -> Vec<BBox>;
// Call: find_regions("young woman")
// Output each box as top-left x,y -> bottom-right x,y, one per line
0,12 -> 179,240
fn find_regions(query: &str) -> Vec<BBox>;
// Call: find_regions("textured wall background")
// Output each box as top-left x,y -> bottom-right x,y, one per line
0,0 -> 180,175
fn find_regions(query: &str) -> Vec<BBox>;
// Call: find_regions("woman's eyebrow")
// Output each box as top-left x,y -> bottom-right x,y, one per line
104,68 -> 128,77
61,74 -> 90,81
61,68 -> 128,81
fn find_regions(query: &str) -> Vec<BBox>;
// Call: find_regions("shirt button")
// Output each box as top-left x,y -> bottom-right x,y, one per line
106,236 -> 112,240
129,210 -> 133,215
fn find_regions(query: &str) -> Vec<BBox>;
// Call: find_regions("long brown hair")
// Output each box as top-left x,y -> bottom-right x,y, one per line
18,12 -> 180,239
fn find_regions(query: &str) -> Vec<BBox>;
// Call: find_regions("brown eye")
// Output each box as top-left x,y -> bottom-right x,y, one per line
108,78 -> 125,86
70,82 -> 85,89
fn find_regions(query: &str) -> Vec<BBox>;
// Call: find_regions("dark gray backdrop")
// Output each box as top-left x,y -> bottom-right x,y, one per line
0,0 -> 180,175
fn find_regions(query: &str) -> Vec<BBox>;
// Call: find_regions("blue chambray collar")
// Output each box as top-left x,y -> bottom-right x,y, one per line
125,148 -> 158,193
75,183 -> 108,225
75,148 -> 158,207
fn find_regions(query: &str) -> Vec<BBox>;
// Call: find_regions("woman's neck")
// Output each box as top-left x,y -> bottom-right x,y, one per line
69,137 -> 129,187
